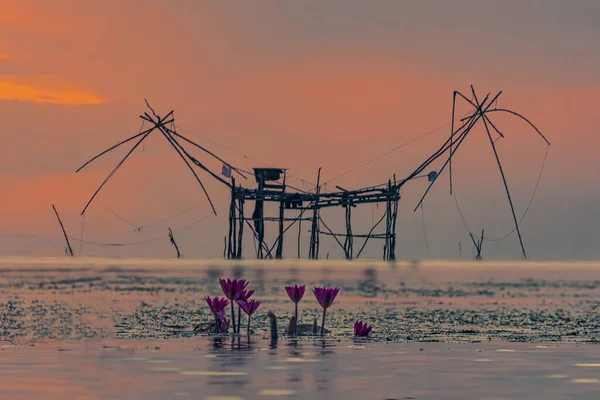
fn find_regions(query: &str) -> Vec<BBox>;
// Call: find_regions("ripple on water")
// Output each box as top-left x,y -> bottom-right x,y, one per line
572,378 -> 599,383
259,389 -> 295,396
284,357 -> 320,363
180,371 -> 247,376
204,397 -> 242,400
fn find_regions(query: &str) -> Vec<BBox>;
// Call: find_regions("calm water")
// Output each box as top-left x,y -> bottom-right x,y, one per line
1,338 -> 600,399
1,257 -> 599,399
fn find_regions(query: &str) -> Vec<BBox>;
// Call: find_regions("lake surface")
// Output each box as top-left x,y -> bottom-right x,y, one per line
1,338 -> 600,399
0,257 -> 599,398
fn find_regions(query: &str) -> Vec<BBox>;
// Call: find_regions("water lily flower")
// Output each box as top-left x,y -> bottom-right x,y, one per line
285,285 -> 305,303
236,289 -> 254,331
205,296 -> 229,333
237,299 -> 261,335
205,296 -> 229,314
312,287 -> 340,336
238,289 -> 254,302
284,285 -> 305,335
219,278 -> 248,333
353,320 -> 372,337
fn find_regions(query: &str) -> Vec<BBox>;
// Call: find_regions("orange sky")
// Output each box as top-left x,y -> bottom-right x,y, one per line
1,1 -> 600,260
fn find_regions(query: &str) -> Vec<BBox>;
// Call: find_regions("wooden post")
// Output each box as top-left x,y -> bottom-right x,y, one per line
276,172 -> 286,259
256,173 -> 265,259
227,180 -> 235,259
390,175 -> 399,260
237,186 -> 244,259
343,198 -> 353,259
383,180 -> 392,260
297,216 -> 302,259
231,177 -> 237,258
52,204 -> 74,257
309,168 -> 321,259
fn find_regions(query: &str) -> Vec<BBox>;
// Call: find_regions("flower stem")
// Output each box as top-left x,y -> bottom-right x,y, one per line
294,303 -> 298,336
321,309 -> 327,336
231,301 -> 236,334
214,314 -> 219,334
247,315 -> 251,336
237,304 -> 241,334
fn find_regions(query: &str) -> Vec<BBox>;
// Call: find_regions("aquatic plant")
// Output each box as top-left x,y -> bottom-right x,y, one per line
216,311 -> 230,333
268,310 -> 278,340
238,299 -> 261,335
287,316 -> 297,336
353,320 -> 372,337
236,289 -> 254,334
312,286 -> 340,336
219,278 -> 248,333
284,284 -> 305,335
205,296 -> 230,333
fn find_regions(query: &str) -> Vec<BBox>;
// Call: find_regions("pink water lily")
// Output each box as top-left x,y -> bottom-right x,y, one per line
219,278 -> 248,300
312,287 -> 340,336
237,300 -> 261,335
313,287 -> 340,310
205,296 -> 229,314
284,285 -> 305,304
353,320 -> 372,337
219,278 -> 248,333
238,289 -> 254,302
236,289 -> 254,331
205,296 -> 230,333
285,285 -> 305,336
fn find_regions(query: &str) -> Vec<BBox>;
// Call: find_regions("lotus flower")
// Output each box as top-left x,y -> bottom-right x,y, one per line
219,278 -> 248,333
284,285 -> 305,304
205,296 -> 229,333
312,286 -> 340,336
216,311 -> 229,333
238,289 -> 254,302
205,296 -> 229,314
353,320 -> 372,337
237,299 -> 261,335
284,285 -> 305,335
313,287 -> 340,310
236,289 -> 254,331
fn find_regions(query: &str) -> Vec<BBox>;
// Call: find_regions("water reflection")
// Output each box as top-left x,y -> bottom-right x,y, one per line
286,339 -> 303,358
232,265 -> 244,279
314,340 -> 336,356
269,337 -> 278,350
254,268 -> 265,295
206,266 -> 220,282
357,267 -> 379,298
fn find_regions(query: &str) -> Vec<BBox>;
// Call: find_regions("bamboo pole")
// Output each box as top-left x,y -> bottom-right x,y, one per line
309,168 -> 321,259
390,175 -> 398,260
276,172 -> 286,259
237,187 -> 244,259
52,204 -> 74,257
231,177 -> 237,258
471,86 -> 527,259
168,227 -> 181,258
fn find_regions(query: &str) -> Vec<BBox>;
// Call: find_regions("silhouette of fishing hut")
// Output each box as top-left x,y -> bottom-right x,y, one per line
75,86 -> 550,260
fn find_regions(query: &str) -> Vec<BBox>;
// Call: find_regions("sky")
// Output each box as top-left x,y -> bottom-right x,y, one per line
1,0 -> 599,260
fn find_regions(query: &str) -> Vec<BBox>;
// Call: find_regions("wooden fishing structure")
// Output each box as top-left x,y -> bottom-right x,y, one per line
75,86 -> 550,260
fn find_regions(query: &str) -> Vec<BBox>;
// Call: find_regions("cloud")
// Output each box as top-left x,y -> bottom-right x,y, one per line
0,79 -> 108,105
